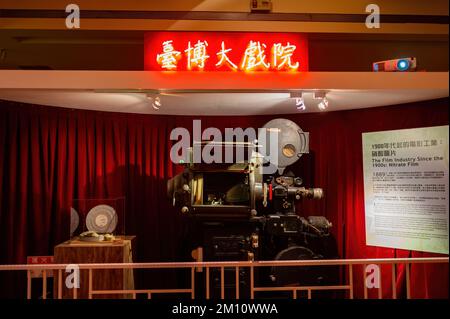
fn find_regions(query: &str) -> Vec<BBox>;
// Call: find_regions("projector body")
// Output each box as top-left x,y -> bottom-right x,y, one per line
373,57 -> 417,72
168,119 -> 339,298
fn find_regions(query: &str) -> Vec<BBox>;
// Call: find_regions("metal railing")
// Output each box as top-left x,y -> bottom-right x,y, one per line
0,257 -> 448,299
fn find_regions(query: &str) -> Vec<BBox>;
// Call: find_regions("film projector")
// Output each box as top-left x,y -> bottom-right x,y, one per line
168,118 -> 338,298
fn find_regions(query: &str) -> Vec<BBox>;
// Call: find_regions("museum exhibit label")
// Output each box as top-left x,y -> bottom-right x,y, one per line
363,126 -> 449,254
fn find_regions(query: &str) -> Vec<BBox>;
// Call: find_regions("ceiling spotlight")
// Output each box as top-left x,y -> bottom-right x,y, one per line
290,91 -> 305,111
152,96 -> 162,110
290,91 -> 302,99
318,97 -> 329,110
313,91 -> 327,100
147,94 -> 162,110
295,97 -> 306,111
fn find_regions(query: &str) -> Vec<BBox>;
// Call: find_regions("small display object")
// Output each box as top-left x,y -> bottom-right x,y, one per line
69,197 -> 125,240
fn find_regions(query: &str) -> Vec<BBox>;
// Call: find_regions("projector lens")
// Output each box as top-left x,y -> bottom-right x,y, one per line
397,59 -> 409,71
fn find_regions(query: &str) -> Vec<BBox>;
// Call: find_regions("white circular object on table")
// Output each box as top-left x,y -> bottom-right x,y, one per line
85,204 -> 117,234
70,207 -> 79,236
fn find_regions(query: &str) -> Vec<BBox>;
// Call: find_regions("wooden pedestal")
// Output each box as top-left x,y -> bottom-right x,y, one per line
54,236 -> 135,299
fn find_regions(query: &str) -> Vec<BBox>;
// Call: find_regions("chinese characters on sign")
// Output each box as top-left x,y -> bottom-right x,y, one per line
157,40 -> 299,71
144,32 -> 309,72
156,40 -> 181,70
216,41 -> 238,70
185,40 -> 210,70
240,41 -> 271,71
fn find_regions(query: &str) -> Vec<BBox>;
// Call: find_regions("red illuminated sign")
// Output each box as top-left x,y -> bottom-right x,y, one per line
144,32 -> 308,72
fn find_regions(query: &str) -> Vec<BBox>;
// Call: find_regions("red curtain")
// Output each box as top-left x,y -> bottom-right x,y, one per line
0,98 -> 448,298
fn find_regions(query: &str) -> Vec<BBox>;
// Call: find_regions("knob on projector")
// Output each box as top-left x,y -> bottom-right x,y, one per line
372,57 -> 417,72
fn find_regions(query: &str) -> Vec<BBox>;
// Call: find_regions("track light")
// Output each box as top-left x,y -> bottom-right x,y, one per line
147,94 -> 162,110
295,97 -> 306,111
290,91 -> 306,111
152,96 -> 162,110
318,97 -> 328,110
314,91 -> 329,110
313,91 -> 326,100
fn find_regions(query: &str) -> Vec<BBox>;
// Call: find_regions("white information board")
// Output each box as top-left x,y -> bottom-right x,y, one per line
363,126 -> 449,254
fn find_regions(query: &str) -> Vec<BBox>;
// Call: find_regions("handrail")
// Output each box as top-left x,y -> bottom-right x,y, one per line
0,257 -> 447,299
0,257 -> 448,270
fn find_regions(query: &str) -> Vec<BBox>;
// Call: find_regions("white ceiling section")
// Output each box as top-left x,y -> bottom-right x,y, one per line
0,71 -> 448,115
0,89 -> 447,115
